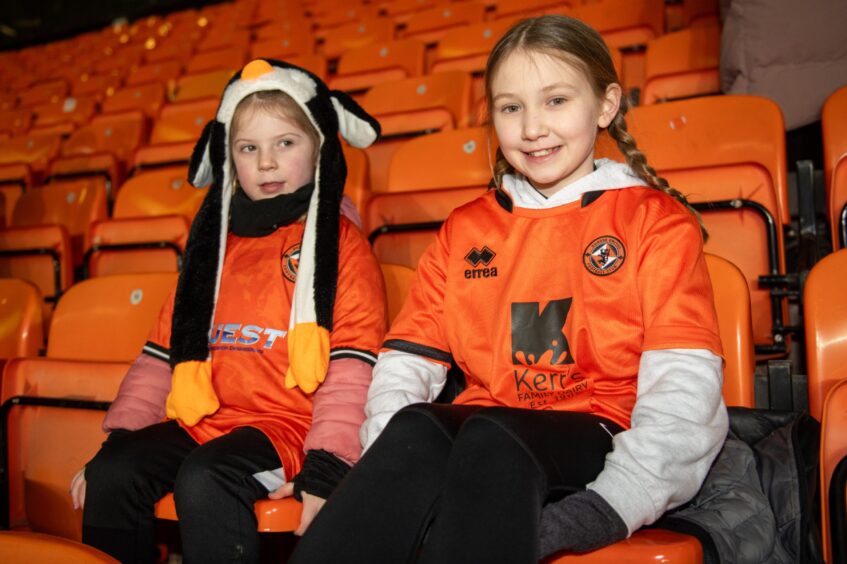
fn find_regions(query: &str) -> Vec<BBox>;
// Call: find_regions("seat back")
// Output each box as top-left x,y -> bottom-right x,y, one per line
31,96 -> 96,130
321,18 -> 394,59
185,46 -> 246,75
125,60 -> 183,88
596,95 -> 788,353
0,279 -> 44,359
101,82 -> 165,119
822,85 -> 847,249
47,272 -> 178,361
70,73 -> 123,105
18,80 -> 69,109
0,109 -> 32,137
112,165 -> 202,219
641,24 -> 721,105
61,110 -> 148,165
492,0 -> 573,20
0,134 -> 62,179
0,531 -> 118,562
330,39 -> 426,98
342,144 -> 371,217
0,225 -> 73,304
251,34 -> 315,60
380,263 -> 415,324
150,98 -> 219,144
1,357 -> 127,538
804,249 -> 847,421
820,378 -> 847,564
704,254 -> 756,408
400,3 -> 486,45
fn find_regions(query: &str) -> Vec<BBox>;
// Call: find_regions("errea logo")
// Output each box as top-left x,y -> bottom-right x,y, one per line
464,246 -> 498,279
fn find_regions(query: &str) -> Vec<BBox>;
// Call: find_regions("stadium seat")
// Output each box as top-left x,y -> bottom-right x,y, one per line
491,0 -> 573,20
360,71 -> 472,194
596,95 -> 790,356
380,262 -> 415,323
820,378 -> 847,564
148,98 -> 218,145
822,85 -> 847,250
172,69 -> 234,102
48,154 -> 123,209
0,164 -> 31,226
143,37 -> 195,66
285,54 -> 329,82
153,494 -> 303,533
383,0 -> 440,24
17,79 -> 69,109
399,2 -> 486,45
804,248 -> 847,422
641,24 -> 721,105
86,165 -> 206,277
70,73 -> 123,104
46,272 -> 178,361
0,278 -> 44,359
125,60 -> 183,89
185,46 -> 246,74
367,127 -> 494,267
250,32 -> 316,60
329,38 -> 426,99
31,96 -> 97,135
101,82 -> 166,119
543,530 -> 701,563
60,110 -> 148,173
0,357 -> 128,538
0,109 -> 32,137
314,5 -> 380,36
321,18 -> 395,60
0,531 -> 118,562
196,27 -> 250,54
0,225 -> 73,308
342,144 -> 371,218
0,133 -> 62,183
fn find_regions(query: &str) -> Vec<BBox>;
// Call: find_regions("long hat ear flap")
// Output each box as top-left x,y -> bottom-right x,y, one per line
330,90 -> 381,148
166,119 -> 229,425
188,119 -> 217,187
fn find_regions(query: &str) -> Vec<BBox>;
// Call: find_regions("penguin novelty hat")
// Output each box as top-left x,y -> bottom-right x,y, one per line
164,59 -> 381,426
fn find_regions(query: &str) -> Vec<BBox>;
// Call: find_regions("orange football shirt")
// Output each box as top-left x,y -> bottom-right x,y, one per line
150,217 -> 386,474
384,188 -> 722,429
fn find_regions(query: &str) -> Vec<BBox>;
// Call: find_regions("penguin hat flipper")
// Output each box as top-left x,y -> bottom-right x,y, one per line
167,59 -> 382,426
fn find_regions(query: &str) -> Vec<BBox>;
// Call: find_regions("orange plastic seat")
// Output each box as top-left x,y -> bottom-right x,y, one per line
400,2 -> 486,45
491,0 -> 572,19
360,71 -> 472,194
0,225 -> 73,306
143,38 -> 195,65
48,154 -> 123,208
342,144 -> 371,218
285,54 -> 329,82
70,73 -> 123,104
822,85 -> 847,249
154,493 -> 303,532
250,32 -> 315,60
172,69 -> 234,102
0,357 -> 128,537
18,79 -> 69,109
0,279 -> 44,359
641,24 -> 721,105
0,133 -> 62,181
543,529 -> 701,563
820,378 -> 847,563
0,164 -> 31,226
596,95 -> 789,356
101,82 -> 166,119
46,272 -> 178,361
330,39 -> 426,98
321,18 -> 395,60
61,110 -> 148,167
185,46 -> 246,75
314,5 -> 381,35
150,98 -> 218,145
31,96 -> 97,134
367,127 -> 494,267
380,262 -> 415,323
804,249 -> 847,422
384,0 -> 441,23
0,532 -> 118,562
125,60 -> 183,89
0,109 -> 32,137
196,28 -> 250,54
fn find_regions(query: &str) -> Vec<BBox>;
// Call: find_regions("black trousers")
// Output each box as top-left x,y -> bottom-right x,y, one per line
82,420 -> 281,564
290,403 -> 622,564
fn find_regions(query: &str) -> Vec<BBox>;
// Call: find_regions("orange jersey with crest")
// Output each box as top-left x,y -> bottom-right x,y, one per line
149,217 -> 386,474
384,188 -> 722,429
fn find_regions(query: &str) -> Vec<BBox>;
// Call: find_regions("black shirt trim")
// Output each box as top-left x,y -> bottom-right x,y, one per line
383,339 -> 453,364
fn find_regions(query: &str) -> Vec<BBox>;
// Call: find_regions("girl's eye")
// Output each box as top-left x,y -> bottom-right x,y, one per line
549,97 -> 567,106
279,139 -> 293,147
500,104 -> 520,114
239,144 -> 255,153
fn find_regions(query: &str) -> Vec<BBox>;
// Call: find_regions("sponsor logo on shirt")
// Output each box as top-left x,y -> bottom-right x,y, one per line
583,235 -> 626,276
464,245 -> 498,279
281,243 -> 300,283
209,323 -> 287,353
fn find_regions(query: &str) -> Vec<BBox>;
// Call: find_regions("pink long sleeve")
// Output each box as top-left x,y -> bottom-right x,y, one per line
102,353 -> 172,432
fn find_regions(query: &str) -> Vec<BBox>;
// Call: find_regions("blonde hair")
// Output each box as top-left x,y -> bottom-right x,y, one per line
484,15 -> 707,238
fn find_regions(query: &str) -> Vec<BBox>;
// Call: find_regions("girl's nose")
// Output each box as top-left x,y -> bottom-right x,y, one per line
522,109 -> 548,140
258,150 -> 277,171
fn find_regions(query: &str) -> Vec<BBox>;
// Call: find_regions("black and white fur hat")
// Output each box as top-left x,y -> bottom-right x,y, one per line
165,59 -> 381,425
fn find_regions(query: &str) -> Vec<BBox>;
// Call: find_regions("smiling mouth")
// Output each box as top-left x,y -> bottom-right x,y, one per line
524,146 -> 560,158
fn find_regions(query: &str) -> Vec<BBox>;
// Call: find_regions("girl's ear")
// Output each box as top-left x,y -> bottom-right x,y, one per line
329,90 -> 381,148
189,120 -> 216,187
597,83 -> 623,129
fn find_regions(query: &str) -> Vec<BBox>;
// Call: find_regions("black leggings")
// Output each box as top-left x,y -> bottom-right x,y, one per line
82,421 -> 281,564
290,404 -> 622,564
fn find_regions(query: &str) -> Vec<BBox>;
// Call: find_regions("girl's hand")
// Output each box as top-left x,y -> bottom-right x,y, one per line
268,483 -> 326,536
70,468 -> 86,510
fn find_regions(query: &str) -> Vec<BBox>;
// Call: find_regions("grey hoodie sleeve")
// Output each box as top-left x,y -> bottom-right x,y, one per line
588,348 -> 728,534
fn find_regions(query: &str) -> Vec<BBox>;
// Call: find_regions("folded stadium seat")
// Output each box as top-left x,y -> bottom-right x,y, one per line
60,110 -> 149,175
314,4 -> 381,39
574,0 -> 664,93
70,72 -> 124,105
359,71 -> 473,195
101,82 -> 166,119
0,164 -> 32,226
429,18 -> 520,105
0,133 -> 62,185
367,127 -> 494,268
640,24 -> 721,105
380,262 -> 415,323
184,46 -> 247,75
30,96 -> 97,136
48,155 -> 123,211
0,357 -> 129,538
253,16 -> 313,42
125,60 -> 183,90
284,54 -> 329,82
329,38 -> 426,100
820,378 -> 847,564
321,18 -> 395,61
17,79 -> 69,110
171,69 -> 234,102
250,32 -> 316,61
0,532 -> 118,563
822,85 -> 847,250
133,97 -> 218,167
596,95 -> 790,357
86,165 -> 207,277
398,2 -> 486,46
490,0 -> 574,20
93,44 -> 146,77
0,109 -> 32,138
142,37 -> 195,66
0,92 -> 17,112
195,27 -> 251,54
383,0 -> 443,27
0,278 -> 44,359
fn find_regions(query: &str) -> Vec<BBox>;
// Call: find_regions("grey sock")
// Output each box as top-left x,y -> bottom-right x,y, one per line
538,489 -> 628,557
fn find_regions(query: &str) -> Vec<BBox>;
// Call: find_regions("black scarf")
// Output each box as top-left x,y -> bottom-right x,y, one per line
229,183 -> 315,237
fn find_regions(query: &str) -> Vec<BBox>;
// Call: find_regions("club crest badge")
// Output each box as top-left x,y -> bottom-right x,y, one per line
583,236 -> 626,276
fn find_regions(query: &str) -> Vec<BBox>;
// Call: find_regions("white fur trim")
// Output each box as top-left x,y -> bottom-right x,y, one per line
191,138 -> 214,188
217,66 -> 319,124
331,97 -> 378,148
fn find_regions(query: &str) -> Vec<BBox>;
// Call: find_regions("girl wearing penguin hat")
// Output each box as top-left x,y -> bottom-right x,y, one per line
73,59 -> 387,563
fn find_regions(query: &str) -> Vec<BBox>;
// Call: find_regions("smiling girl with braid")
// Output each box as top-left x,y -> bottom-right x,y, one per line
290,15 -> 727,563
